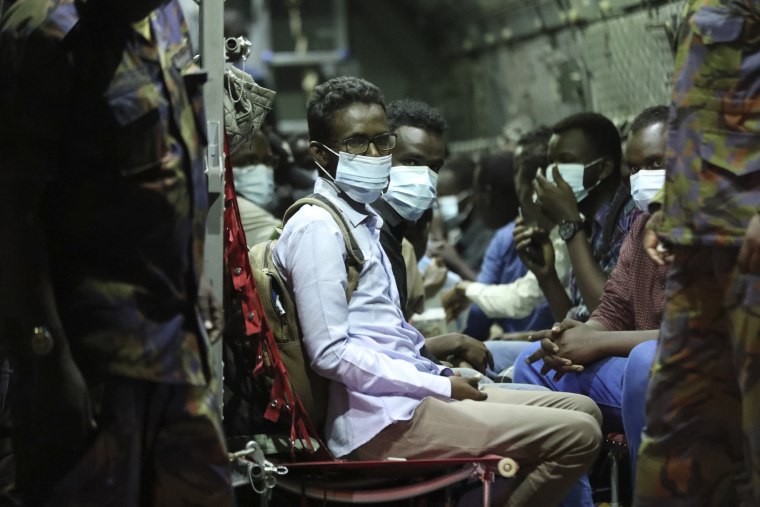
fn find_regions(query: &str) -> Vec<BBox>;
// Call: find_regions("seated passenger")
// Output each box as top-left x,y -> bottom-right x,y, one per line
529,112 -> 638,322
273,76 -> 602,506
373,99 -> 448,319
455,128 -> 558,341
429,156 -> 493,281
512,105 -> 670,479
231,130 -> 282,246
442,128 -> 572,376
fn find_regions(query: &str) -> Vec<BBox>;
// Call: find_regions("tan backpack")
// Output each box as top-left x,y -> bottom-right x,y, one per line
248,194 -> 364,433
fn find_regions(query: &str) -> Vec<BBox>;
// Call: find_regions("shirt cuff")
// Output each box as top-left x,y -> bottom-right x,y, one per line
428,370 -> 453,398
439,366 -> 455,377
464,282 -> 486,299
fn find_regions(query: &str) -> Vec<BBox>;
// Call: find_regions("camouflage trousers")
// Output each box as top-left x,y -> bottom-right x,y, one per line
14,377 -> 233,506
635,246 -> 760,507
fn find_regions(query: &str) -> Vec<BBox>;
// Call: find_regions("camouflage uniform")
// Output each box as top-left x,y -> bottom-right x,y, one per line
0,0 -> 232,504
635,1 -> 760,505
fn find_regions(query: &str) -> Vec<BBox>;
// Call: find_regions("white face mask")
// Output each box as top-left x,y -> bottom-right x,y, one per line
316,144 -> 392,204
630,169 -> 666,212
382,166 -> 439,221
438,195 -> 459,223
233,164 -> 276,210
545,158 -> 604,203
437,190 -> 473,226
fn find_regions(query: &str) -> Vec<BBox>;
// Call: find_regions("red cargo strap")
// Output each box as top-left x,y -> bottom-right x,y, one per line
222,137 -> 326,457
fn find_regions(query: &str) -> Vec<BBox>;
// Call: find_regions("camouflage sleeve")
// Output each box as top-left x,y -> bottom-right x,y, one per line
0,3 -> 74,185
647,188 -> 665,214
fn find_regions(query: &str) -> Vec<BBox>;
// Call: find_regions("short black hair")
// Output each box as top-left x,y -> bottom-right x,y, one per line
516,126 -> 552,183
477,151 -> 519,224
306,76 -> 385,144
477,152 -> 516,195
386,99 -> 448,137
629,105 -> 669,134
552,112 -> 622,170
440,155 -> 477,190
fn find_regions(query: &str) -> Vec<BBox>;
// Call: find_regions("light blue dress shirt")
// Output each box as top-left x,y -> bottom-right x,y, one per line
273,178 -> 452,457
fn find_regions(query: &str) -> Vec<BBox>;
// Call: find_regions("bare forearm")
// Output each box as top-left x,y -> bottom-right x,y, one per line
565,231 -> 608,313
424,333 -> 463,359
447,258 -> 478,281
536,270 -> 572,322
593,328 -> 659,357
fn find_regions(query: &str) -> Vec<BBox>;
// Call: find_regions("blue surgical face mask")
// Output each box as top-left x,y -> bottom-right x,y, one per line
382,165 -> 439,221
233,164 -> 276,210
316,144 -> 392,204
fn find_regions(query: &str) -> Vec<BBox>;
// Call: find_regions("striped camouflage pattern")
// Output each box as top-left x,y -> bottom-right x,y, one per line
0,0 -> 211,385
636,1 -> 760,505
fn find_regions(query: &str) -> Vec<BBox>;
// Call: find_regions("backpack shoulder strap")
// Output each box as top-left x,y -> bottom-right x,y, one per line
282,194 -> 365,299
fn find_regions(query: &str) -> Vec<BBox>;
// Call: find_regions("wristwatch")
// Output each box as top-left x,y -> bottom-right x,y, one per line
558,219 -> 585,241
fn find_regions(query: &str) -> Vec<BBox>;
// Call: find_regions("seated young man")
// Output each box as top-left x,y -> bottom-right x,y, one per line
428,156 -> 494,281
458,128 -> 559,342
442,128 -> 572,375
512,105 -> 670,478
529,112 -> 638,322
273,75 -> 602,506
231,129 -> 282,246
373,98 -> 492,373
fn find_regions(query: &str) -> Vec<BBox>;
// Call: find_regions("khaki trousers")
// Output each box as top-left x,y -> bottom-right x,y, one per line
354,386 -> 602,507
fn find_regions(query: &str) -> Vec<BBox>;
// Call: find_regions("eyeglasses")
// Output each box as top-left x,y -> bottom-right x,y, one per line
337,133 -> 397,155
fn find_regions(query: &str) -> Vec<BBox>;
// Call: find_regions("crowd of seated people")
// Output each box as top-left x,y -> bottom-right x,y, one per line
224,80 -> 685,506
225,86 -> 757,506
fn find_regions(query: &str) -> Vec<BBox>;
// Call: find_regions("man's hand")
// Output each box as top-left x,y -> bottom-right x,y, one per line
449,375 -> 487,401
427,332 -> 492,371
551,322 -> 604,366
643,211 -> 673,266
532,167 -> 583,226
738,213 -> 760,273
525,338 -> 582,381
198,277 -> 224,344
423,257 -> 448,299
427,239 -> 460,266
526,320 -> 572,343
428,239 -> 478,280
454,335 -> 494,373
525,320 -> 585,381
514,221 -> 556,279
441,282 -> 471,322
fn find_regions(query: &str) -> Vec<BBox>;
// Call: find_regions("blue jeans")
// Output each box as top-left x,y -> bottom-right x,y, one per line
621,340 -> 657,482
513,342 -> 627,434
484,340 -> 531,379
512,339 -> 658,502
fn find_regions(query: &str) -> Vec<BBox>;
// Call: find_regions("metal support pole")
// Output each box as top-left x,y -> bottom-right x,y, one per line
610,452 -> 620,507
473,464 -> 495,507
200,0 -> 225,409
